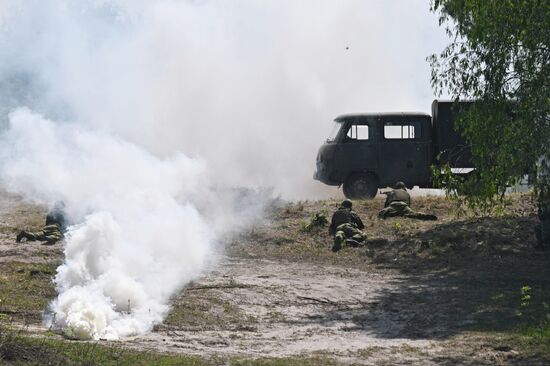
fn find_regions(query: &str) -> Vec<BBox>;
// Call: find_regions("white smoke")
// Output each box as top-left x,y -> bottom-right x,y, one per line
0,0 -> 449,339
0,108 -> 213,339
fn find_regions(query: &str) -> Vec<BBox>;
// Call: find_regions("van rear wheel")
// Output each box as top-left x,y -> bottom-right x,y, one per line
343,174 -> 378,199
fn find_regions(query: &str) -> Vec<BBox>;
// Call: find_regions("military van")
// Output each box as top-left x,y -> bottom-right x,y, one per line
314,100 -> 472,198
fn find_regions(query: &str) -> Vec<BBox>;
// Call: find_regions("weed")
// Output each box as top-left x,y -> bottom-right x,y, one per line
391,222 -> 402,239
520,286 -> 532,309
300,211 -> 328,233
515,284 -> 550,348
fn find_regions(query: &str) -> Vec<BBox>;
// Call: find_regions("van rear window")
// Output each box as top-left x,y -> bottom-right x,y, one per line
384,122 -> 421,139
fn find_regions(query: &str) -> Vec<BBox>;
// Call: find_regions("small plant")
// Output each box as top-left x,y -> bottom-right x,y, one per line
515,284 -> 550,344
520,285 -> 532,309
391,222 -> 402,239
301,211 -> 328,232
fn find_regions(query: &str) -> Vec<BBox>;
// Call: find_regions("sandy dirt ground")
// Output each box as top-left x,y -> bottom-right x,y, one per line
121,256 -> 544,365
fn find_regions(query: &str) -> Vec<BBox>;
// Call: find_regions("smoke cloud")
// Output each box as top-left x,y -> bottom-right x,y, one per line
1,107 -> 214,339
0,0 -> 448,339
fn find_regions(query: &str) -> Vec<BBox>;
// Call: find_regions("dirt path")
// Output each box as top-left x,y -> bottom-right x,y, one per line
125,257 -> 432,360
118,256 -> 530,365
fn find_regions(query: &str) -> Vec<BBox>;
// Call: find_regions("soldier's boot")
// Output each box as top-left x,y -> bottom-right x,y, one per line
417,213 -> 438,221
351,233 -> 366,242
332,234 -> 344,252
378,209 -> 389,219
345,239 -> 363,248
404,212 -> 438,221
16,231 -> 27,243
44,237 -> 58,245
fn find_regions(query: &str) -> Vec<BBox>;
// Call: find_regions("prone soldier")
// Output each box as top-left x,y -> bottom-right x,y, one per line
329,199 -> 367,252
378,182 -> 437,220
16,201 -> 68,245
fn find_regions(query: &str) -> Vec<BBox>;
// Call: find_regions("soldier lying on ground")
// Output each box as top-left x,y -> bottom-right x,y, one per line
329,199 -> 367,252
16,201 -> 68,245
378,182 -> 437,220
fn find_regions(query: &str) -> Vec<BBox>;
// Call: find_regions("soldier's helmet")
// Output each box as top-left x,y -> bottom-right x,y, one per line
394,181 -> 406,190
341,199 -> 353,208
53,201 -> 66,210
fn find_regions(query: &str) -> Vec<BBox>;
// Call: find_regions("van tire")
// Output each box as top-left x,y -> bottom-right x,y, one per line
343,173 -> 378,199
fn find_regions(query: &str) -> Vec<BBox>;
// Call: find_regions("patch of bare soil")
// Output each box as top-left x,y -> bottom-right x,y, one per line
123,252 -> 550,365
2,191 -> 550,364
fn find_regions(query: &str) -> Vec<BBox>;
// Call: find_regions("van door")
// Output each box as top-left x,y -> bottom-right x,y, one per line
378,116 -> 431,187
334,120 -> 378,178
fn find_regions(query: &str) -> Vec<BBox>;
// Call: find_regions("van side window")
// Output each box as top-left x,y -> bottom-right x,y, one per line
346,125 -> 369,140
383,121 -> 421,139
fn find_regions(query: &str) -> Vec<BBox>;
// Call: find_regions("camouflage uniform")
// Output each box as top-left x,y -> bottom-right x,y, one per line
378,183 -> 437,220
329,200 -> 367,252
17,203 -> 67,245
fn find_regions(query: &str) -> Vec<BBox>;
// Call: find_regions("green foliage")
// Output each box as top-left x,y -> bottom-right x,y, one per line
515,284 -> 550,346
300,211 -> 328,232
429,0 -> 550,207
520,285 -> 532,310
516,284 -> 550,326
432,164 -> 511,216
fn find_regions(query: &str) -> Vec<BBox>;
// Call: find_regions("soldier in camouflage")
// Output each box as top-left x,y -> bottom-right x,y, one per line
16,201 -> 67,245
329,199 -> 367,252
378,182 -> 437,220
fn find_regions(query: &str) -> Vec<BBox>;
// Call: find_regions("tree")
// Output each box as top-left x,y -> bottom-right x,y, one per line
429,0 -> 549,212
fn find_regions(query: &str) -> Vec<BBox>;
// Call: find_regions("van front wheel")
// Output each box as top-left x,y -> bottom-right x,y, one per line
343,174 -> 378,199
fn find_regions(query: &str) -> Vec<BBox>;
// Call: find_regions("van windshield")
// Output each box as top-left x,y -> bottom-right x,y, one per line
327,122 -> 342,142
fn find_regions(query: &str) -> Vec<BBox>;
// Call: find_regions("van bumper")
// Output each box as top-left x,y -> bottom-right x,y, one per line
314,169 -> 340,186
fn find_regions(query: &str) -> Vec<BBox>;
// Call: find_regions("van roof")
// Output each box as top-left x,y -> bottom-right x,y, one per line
334,112 -> 431,122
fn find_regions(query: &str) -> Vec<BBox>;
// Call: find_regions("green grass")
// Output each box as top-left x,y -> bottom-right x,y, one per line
0,327 -> 348,366
0,328 -> 211,365
520,324 -> 550,343
0,262 -> 59,323
506,325 -> 550,360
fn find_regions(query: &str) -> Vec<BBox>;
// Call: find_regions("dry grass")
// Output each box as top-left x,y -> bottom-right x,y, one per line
0,262 -> 59,324
229,192 -> 540,270
162,285 -> 257,331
